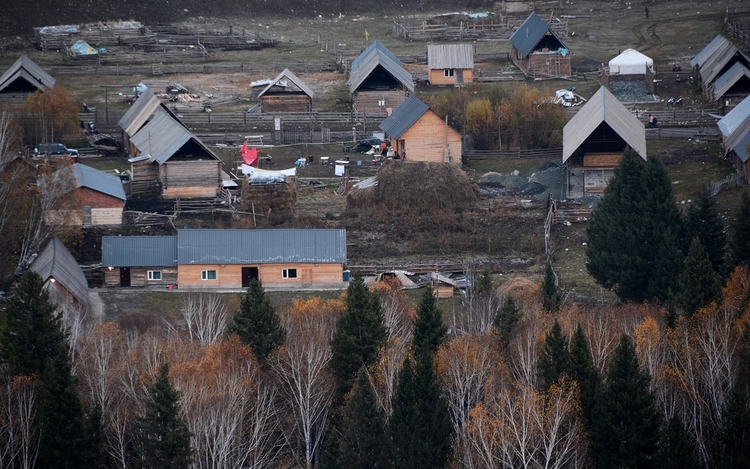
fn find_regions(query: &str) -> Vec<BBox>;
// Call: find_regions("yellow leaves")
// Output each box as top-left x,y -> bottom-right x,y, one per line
289,296 -> 344,322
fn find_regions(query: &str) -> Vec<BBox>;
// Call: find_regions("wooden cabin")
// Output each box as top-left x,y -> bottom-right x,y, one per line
257,68 -> 314,113
429,272 -> 458,298
102,229 -> 348,290
563,86 -> 647,198
379,95 -> 462,164
118,89 -> 180,156
29,236 -> 89,309
0,55 -> 56,102
711,62 -> 750,115
690,35 -> 750,94
718,95 -> 750,181
129,109 -> 222,199
348,40 -> 414,115
509,12 -> 571,79
427,44 -> 474,85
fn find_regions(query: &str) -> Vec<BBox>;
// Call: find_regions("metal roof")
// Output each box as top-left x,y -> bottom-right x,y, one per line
690,35 -> 750,86
177,229 -> 347,265
118,90 -> 161,136
0,55 -> 56,92
348,43 -> 414,93
257,68 -> 314,99
427,44 -> 474,69
509,12 -> 552,58
379,95 -> 429,139
73,163 -> 127,201
718,95 -> 750,155
563,86 -> 647,162
102,236 -> 178,267
731,129 -> 750,163
29,236 -> 89,306
690,35 -> 730,68
711,62 -> 750,100
129,109 -> 220,165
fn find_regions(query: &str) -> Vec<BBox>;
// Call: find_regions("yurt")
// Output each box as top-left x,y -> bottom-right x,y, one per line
608,49 -> 653,75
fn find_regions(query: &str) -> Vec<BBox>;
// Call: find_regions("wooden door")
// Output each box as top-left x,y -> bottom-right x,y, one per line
120,267 -> 131,287
242,267 -> 259,288
456,69 -> 464,84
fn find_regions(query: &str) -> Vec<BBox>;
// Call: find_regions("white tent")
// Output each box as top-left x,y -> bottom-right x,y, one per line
608,49 -> 653,75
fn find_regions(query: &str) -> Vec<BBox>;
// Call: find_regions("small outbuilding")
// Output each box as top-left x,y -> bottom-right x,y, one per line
690,35 -> 750,93
348,40 -> 414,115
509,12 -> 571,79
711,62 -> 750,115
257,68 -> 314,113
29,236 -> 89,309
0,55 -> 56,101
718,95 -> 750,181
562,86 -> 647,198
427,44 -> 474,85
379,95 -> 462,164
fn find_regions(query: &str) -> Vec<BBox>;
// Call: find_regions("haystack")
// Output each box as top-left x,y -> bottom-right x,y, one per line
497,276 -> 538,300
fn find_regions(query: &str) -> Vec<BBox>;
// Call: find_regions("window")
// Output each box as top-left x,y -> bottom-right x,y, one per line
444,69 -> 455,77
282,268 -> 298,279
147,270 -> 162,281
201,270 -> 217,280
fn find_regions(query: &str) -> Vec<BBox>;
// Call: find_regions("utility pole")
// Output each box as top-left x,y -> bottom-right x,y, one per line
103,85 -> 109,125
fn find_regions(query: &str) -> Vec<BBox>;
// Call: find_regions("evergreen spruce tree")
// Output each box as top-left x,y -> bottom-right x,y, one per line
568,324 -> 599,426
474,268 -> 493,297
132,363 -> 193,469
590,334 -> 660,469
686,186 -> 726,274
412,286 -> 448,359
318,428 -> 343,469
537,319 -> 569,391
330,273 -> 387,398
726,190 -> 750,275
228,278 -> 286,362
340,368 -> 385,469
677,238 -> 722,317
492,295 -> 522,349
541,260 -> 561,312
712,384 -> 750,469
659,413 -> 700,469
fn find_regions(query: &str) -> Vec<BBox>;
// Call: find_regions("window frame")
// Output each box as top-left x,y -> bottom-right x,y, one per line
147,270 -> 162,281
201,270 -> 217,281
444,68 -> 455,77
282,268 -> 298,279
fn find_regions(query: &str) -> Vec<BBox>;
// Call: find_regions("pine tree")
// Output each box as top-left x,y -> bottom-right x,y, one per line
676,238 -> 722,317
340,368 -> 385,469
318,428 -> 343,469
726,190 -> 750,275
590,334 -> 660,469
537,319 -> 569,391
492,295 -> 522,349
228,278 -> 285,362
412,285 -> 448,359
712,384 -> 750,469
474,268 -> 493,297
541,260 -> 561,312
132,363 -> 193,469
686,186 -> 726,274
568,324 -> 599,426
659,413 -> 700,469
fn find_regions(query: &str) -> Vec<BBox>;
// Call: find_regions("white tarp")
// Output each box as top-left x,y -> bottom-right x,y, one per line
609,48 -> 653,75
335,164 -> 346,176
242,165 -> 296,183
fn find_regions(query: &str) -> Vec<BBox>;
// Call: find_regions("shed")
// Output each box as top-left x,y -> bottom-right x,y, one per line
711,62 -> 750,115
690,35 -> 750,91
562,86 -> 646,198
29,236 -> 88,308
257,69 -> 314,113
117,88 -> 181,156
509,12 -> 571,79
129,109 -> 222,199
718,95 -> 750,180
348,40 -> 414,115
608,49 -> 653,75
0,55 -> 56,100
429,272 -> 458,298
102,235 -> 178,287
427,44 -> 474,85
379,95 -> 462,164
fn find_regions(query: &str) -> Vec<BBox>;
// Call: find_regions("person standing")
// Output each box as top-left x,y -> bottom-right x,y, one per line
648,114 -> 654,129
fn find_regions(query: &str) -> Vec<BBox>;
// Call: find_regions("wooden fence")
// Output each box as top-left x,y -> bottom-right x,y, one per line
710,173 -> 746,196
463,148 -> 562,161
51,60 -> 337,76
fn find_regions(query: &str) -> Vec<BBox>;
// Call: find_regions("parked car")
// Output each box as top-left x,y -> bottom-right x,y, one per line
353,137 -> 383,154
35,143 -> 79,158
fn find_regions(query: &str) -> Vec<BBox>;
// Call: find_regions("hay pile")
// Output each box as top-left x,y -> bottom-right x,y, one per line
242,179 -> 297,215
347,160 -> 478,215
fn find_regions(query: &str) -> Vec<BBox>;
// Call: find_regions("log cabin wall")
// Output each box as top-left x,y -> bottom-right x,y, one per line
177,263 -> 344,289
131,160 -> 159,182
354,90 -> 408,115
396,111 -> 462,164
103,267 -> 178,287
160,160 -> 221,199
526,52 -> 572,77
260,94 -> 312,113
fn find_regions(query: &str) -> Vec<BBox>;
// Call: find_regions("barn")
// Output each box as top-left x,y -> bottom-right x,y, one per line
379,95 -> 462,164
257,68 -> 314,113
129,109 -> 222,199
117,88 -> 180,156
690,35 -> 750,95
427,44 -> 474,85
711,62 -> 750,115
348,40 -> 414,115
44,163 -> 126,226
29,236 -> 89,309
718,95 -> 750,181
0,55 -> 56,102
509,12 -> 571,79
562,86 -> 647,198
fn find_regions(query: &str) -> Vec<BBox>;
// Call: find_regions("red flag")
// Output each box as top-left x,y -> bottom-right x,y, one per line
241,142 -> 258,166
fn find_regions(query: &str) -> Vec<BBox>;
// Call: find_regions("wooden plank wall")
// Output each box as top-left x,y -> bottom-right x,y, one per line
527,53 -> 572,78
261,95 -> 312,113
160,160 -> 221,198
178,263 -> 344,289
583,153 -> 621,167
397,110 -> 462,164
131,160 -> 159,182
354,90 -> 408,114
103,267 -> 178,287
91,208 -> 124,225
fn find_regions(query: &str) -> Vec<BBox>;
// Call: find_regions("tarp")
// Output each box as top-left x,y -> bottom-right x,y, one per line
240,142 -> 258,166
69,40 -> 97,55
242,166 -> 296,184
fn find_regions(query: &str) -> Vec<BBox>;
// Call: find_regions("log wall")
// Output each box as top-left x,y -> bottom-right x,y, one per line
178,263 -> 344,289
583,153 -> 621,167
354,90 -> 408,115
103,267 -> 178,287
395,110 -> 462,164
260,94 -> 312,113
131,159 -> 159,182
160,160 -> 221,199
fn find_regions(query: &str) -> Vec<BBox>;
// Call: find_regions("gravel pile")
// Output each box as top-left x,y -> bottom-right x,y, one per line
609,80 -> 656,103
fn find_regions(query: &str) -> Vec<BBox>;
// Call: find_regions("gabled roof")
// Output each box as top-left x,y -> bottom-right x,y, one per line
29,236 -> 88,306
129,109 -> 220,165
718,95 -> 750,157
691,35 -> 732,69
379,95 -> 430,139
177,229 -> 347,265
348,41 -> 414,93
102,235 -> 178,267
0,55 -> 56,93
73,163 -> 126,201
427,44 -> 474,69
118,89 -> 180,137
690,35 -> 750,86
711,62 -> 750,99
509,12 -> 555,58
563,86 -> 647,162
257,68 -> 314,99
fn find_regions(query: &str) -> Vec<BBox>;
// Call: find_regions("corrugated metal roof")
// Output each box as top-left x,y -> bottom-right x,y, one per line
690,35 -> 729,68
427,44 -> 474,69
690,35 -> 750,86
379,95 -> 429,139
352,40 -> 401,73
29,236 -> 89,306
177,229 -> 347,265
509,12 -> 550,58
102,236 -> 178,267
718,95 -> 750,155
0,55 -> 56,92
563,86 -> 647,162
130,109 -> 220,165
73,163 -> 127,201
348,43 -> 414,93
711,62 -> 750,99
731,129 -> 750,163
257,68 -> 314,99
118,90 -> 160,136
